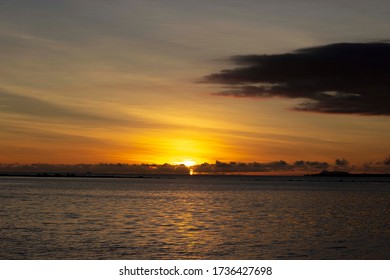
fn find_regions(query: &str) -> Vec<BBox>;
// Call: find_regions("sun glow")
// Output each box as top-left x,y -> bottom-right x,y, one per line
175,159 -> 196,167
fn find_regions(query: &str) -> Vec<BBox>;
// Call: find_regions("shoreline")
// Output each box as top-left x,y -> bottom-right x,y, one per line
1,172 -> 390,178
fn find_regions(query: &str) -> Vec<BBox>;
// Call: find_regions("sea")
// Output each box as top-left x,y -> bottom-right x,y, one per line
0,175 -> 389,259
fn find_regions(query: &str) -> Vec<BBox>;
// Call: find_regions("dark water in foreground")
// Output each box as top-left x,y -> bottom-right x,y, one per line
0,176 -> 389,259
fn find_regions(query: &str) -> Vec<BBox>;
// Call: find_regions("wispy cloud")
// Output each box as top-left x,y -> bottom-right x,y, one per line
0,89 -> 160,128
204,42 -> 390,115
0,89 -> 99,121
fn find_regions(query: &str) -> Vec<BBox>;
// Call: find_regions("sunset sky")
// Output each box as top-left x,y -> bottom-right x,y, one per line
1,0 -> 390,169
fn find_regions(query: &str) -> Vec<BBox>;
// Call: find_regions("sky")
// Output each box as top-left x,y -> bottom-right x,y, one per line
1,0 -> 390,172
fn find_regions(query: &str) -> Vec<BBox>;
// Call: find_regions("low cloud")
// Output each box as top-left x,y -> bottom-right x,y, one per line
0,163 -> 191,175
194,160 -> 328,173
293,160 -> 329,170
204,42 -> 390,115
1,158 -> 390,174
335,158 -> 349,167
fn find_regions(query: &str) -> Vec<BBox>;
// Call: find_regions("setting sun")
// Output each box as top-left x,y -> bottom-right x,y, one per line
175,159 -> 196,167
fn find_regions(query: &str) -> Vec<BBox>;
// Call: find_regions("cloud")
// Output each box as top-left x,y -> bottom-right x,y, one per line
293,160 -> 329,170
0,89 -> 156,128
194,160 -> 328,173
335,158 -> 349,167
2,159 -> 389,174
0,89 -> 99,122
0,163 -> 190,175
203,42 -> 390,115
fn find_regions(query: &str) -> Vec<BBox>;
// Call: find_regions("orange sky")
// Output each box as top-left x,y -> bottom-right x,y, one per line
1,1 -> 390,169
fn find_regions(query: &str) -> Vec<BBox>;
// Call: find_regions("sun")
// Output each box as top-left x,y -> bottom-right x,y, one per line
174,159 -> 196,167
181,159 -> 196,167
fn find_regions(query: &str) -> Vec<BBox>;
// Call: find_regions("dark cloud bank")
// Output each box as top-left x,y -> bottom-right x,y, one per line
204,42 -> 390,115
0,161 -> 327,174
1,157 -> 389,174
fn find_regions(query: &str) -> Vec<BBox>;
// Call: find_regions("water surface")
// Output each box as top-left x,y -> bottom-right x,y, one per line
0,176 -> 389,259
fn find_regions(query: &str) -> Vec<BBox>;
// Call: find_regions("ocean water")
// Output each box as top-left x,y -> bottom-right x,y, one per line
0,175 -> 389,259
